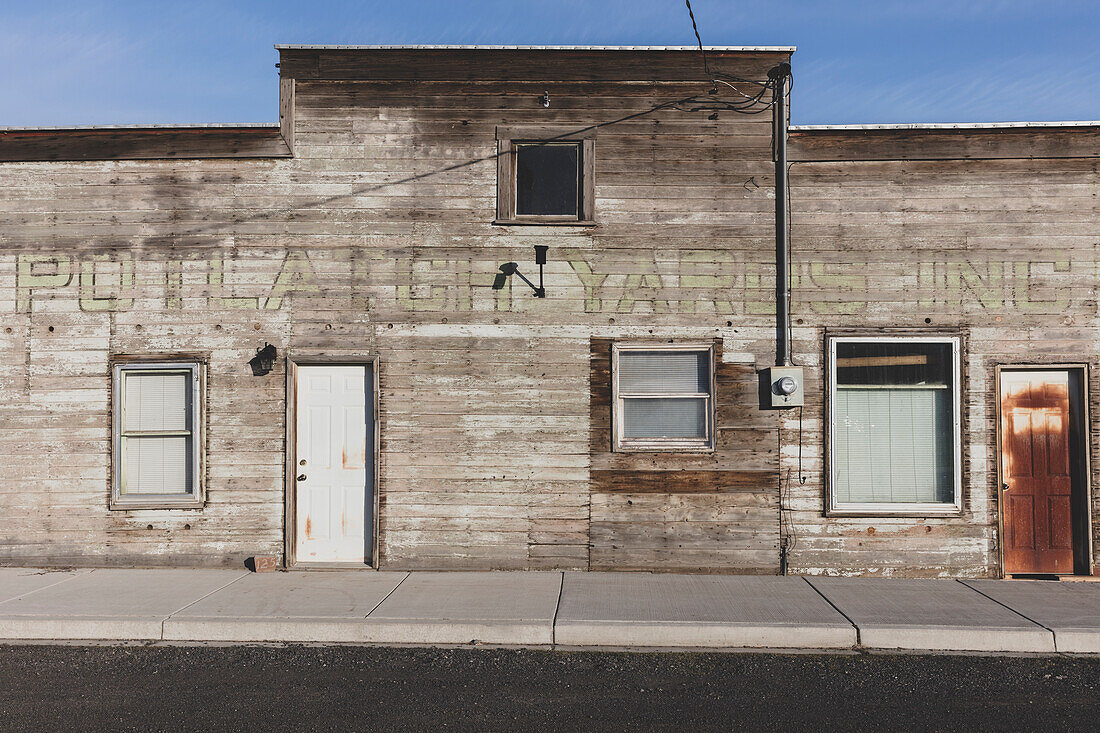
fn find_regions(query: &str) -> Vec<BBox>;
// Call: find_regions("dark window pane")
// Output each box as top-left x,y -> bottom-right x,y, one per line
515,142 -> 579,216
835,341 -> 952,388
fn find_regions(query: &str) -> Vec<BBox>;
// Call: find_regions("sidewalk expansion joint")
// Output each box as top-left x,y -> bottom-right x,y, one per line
0,570 -> 87,609
160,572 -> 252,639
363,572 -> 410,618
954,578 -> 1057,642
800,576 -> 861,649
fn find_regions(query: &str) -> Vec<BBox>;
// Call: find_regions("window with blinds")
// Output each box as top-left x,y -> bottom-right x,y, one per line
829,337 -> 961,513
112,362 -> 202,508
613,345 -> 715,451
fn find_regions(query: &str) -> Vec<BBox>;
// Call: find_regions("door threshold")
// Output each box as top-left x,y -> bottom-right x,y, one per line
291,562 -> 376,570
1008,573 -> 1064,581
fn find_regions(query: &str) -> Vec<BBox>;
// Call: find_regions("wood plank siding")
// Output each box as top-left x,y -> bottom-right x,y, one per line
0,126 -> 291,162
0,48 -> 788,570
787,128 -> 1100,577
590,338 -> 779,573
1,47 -> 1098,577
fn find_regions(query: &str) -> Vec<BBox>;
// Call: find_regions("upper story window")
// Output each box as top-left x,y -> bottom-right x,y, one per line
612,343 -> 716,452
111,361 -> 204,509
828,335 -> 962,516
496,126 -> 595,225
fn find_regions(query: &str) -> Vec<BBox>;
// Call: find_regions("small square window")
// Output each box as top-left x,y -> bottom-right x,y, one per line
111,361 -> 203,509
496,128 -> 594,224
612,344 -> 715,451
828,336 -> 962,515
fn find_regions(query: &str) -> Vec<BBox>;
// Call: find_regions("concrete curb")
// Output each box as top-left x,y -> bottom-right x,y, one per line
0,616 -> 165,641
162,618 -> 553,646
553,621 -> 857,649
2,616 -> 1098,653
1052,630 -> 1100,654
855,625 -> 1057,653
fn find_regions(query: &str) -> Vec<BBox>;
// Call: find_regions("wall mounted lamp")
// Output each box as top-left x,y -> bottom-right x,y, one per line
249,343 -> 277,376
493,245 -> 549,298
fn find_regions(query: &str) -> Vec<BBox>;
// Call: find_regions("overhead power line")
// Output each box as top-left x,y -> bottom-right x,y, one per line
685,0 -> 712,80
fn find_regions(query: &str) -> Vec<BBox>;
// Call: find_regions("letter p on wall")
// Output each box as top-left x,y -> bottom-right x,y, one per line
16,254 -> 73,312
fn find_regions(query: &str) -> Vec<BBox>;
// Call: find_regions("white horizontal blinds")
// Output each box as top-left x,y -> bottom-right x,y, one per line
120,370 -> 193,495
619,351 -> 708,393
833,341 -> 955,505
123,436 -> 191,494
835,389 -> 953,503
123,373 -> 189,432
622,397 -> 707,439
619,349 -> 710,442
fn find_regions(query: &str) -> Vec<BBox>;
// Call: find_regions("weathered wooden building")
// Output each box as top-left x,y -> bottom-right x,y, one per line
1,46 -> 1097,578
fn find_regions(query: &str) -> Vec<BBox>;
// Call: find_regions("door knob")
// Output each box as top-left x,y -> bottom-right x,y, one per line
1002,482 -> 1010,491
297,474 -> 307,481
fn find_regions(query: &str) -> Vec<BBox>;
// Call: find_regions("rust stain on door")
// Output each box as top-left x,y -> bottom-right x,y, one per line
341,439 -> 367,469
1000,371 -> 1074,575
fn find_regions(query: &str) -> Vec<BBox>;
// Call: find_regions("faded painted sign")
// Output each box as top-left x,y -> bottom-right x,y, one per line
0,245 -> 1091,316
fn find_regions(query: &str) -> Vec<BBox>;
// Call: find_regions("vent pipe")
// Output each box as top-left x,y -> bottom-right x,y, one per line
770,63 -> 792,367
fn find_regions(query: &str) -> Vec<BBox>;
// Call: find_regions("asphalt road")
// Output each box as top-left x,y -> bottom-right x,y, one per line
1,644 -> 1098,731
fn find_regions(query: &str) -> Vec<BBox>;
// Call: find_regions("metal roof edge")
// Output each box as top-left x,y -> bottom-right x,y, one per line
274,44 -> 795,52
0,123 -> 279,133
790,121 -> 1100,131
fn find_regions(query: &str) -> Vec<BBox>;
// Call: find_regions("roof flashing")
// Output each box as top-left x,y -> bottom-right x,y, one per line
275,44 -> 795,52
791,121 -> 1100,131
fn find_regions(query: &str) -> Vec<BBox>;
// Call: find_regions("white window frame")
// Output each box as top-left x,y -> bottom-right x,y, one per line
612,342 -> 716,452
111,361 -> 204,510
827,335 -> 963,516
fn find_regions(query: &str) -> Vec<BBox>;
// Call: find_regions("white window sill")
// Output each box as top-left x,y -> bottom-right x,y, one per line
109,499 -> 204,511
826,504 -> 963,518
614,443 -> 716,454
492,218 -> 597,227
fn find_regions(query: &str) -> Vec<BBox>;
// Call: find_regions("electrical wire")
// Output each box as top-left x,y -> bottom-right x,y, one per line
685,0 -> 711,80
683,0 -> 776,109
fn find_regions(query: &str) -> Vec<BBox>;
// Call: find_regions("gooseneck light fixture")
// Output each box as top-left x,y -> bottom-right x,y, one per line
493,245 -> 549,298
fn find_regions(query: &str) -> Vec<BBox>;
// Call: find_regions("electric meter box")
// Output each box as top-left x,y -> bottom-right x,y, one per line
766,365 -> 804,408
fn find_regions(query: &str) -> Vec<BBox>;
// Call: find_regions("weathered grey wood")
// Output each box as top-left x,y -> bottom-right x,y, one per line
278,48 -> 786,83
3,46 -> 1099,578
0,127 -> 292,162
789,127 -> 1100,162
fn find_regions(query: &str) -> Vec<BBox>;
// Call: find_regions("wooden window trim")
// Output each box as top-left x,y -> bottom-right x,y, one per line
611,342 -> 716,453
495,126 -> 596,225
110,360 -> 205,510
825,334 -> 964,517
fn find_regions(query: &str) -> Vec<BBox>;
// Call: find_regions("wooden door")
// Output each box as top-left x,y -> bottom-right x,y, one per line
294,365 -> 373,564
1000,370 -> 1074,574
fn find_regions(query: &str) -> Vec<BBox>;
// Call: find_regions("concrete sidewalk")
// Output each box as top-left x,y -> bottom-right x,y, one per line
2,568 -> 1100,654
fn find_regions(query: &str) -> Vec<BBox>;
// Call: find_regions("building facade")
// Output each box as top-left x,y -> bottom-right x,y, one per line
1,46 -> 1097,577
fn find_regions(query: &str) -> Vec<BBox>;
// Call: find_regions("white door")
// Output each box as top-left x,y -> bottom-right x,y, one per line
294,365 -> 373,564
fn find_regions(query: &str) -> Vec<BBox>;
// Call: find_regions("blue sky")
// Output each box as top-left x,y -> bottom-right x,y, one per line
2,0 -> 1098,127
